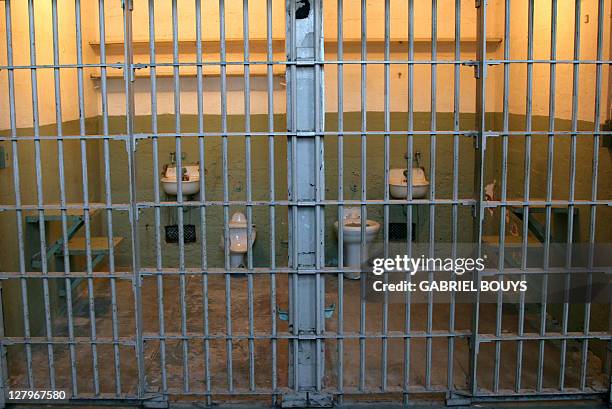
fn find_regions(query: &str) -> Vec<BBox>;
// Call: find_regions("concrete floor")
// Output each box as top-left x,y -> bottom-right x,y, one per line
6,274 -> 609,404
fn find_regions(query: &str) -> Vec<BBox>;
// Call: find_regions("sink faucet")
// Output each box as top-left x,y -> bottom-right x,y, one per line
403,150 -> 422,168
169,152 -> 187,165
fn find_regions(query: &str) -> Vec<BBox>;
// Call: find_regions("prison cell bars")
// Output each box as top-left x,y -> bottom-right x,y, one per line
123,0 -> 147,398
93,0 -> 123,396
336,0 -> 346,404
288,0 -> 299,394
469,0 -> 488,397
7,0 -> 31,393
403,0 -> 414,404
147,0 -> 168,396
52,0 -> 79,396
494,0 -> 512,394
27,0 -> 57,392
449,0 -> 461,395
243,0 -> 257,395
266,0 -> 279,404
515,0 -> 535,393
170,0 -> 191,393
314,0 -> 325,395
4,0 -> 34,391
359,0 -> 367,394
0,1 -> 607,404
382,0 -> 391,394
587,0 -> 605,394
559,0 -> 581,393
538,0 -> 557,393
218,0 -> 236,395
426,0 -> 438,391
194,0 -> 213,404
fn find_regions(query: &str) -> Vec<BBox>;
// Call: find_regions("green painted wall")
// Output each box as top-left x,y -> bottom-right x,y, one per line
0,112 -> 609,357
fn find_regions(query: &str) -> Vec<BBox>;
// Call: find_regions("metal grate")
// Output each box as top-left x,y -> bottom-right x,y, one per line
165,224 -> 196,244
0,0 -> 610,408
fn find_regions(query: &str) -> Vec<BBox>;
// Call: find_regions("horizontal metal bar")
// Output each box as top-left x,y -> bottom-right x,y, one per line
136,331 -> 611,342
1,265 -> 609,280
139,331 -> 474,341
0,204 -> 129,212
5,199 -> 611,214
470,389 -> 609,401
2,58 -> 611,71
2,130 -> 612,142
2,337 -> 135,346
0,200 -> 478,213
484,200 -> 611,207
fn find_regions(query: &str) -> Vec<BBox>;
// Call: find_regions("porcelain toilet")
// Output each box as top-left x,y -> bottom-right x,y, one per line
221,212 -> 256,268
333,207 -> 381,279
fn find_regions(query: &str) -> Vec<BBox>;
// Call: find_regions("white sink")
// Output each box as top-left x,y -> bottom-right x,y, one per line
389,168 -> 430,199
161,164 -> 201,196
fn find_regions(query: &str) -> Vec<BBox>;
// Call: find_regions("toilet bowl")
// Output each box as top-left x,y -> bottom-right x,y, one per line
333,207 -> 380,279
220,212 -> 256,268
389,167 -> 430,199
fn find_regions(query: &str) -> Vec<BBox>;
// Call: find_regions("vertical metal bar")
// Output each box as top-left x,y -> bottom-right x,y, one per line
123,0 -> 146,397
82,0 -> 122,395
286,0 -> 326,400
426,0 -> 438,391
336,0 -> 345,401
170,0 -> 190,393
494,0 -> 511,394
75,0 -> 100,392
219,0 -> 233,393
147,0 -> 168,395
26,0 -> 56,390
537,0 -> 557,393
4,0 -> 34,390
470,0 -> 488,396
194,0 -> 211,403
381,0 -> 390,393
51,0 -> 78,395
265,0 -> 277,404
448,0 -> 461,393
582,0 -> 604,393
559,0 -> 581,391
313,0 -> 324,394
242,0 -> 256,392
403,0 -> 414,403
359,0 -> 367,392
76,0 -> 100,395
290,0 -> 298,395
90,0 -> 122,394
289,0 -> 298,393
516,0 -> 535,392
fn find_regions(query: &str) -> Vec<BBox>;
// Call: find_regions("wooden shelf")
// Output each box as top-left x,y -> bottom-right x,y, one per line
68,236 -> 124,255
90,36 -> 503,52
88,37 -> 502,79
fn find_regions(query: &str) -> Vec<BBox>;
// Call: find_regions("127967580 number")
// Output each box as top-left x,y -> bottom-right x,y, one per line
8,390 -> 67,400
